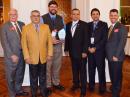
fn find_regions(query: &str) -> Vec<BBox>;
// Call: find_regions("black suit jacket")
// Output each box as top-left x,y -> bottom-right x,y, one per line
106,22 -> 127,61
88,21 -> 108,51
64,20 -> 89,59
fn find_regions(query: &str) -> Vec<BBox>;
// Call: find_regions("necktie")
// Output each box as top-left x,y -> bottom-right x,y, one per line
14,23 -> 21,39
51,17 -> 59,40
51,16 -> 56,29
71,23 -> 77,37
108,25 -> 113,39
93,22 -> 97,31
35,24 -> 39,32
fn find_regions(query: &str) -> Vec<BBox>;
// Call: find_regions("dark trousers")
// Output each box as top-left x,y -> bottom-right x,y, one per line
71,57 -> 87,95
29,62 -> 46,97
88,53 -> 106,91
108,61 -> 123,97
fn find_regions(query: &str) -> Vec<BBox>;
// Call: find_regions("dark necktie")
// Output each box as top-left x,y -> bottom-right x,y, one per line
14,23 -> 21,39
51,16 -> 55,29
51,17 -> 59,40
108,25 -> 113,39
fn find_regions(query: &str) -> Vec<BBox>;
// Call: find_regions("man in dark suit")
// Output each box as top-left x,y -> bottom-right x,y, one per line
0,9 -> 28,97
87,8 -> 108,94
64,8 -> 88,97
106,9 -> 127,97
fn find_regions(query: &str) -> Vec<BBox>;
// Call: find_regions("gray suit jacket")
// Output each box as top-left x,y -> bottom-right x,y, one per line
0,21 -> 25,58
106,22 -> 127,61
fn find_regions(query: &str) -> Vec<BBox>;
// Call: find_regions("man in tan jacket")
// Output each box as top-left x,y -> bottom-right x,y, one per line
21,10 -> 53,97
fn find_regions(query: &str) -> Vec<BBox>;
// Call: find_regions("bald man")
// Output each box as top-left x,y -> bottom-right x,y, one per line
0,9 -> 28,97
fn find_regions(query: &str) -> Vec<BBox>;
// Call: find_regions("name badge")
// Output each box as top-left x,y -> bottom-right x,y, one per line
91,37 -> 94,44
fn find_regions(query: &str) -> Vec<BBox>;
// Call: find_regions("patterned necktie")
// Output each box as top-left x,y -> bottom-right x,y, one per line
14,23 -> 21,39
35,24 -> 39,32
108,25 -> 113,39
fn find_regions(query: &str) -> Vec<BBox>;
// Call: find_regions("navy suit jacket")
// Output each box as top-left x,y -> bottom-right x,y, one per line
88,21 -> 108,51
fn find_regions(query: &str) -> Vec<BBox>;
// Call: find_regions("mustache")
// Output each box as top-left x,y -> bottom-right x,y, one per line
50,10 -> 57,14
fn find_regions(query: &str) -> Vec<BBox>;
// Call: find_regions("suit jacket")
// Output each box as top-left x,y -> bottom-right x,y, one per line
88,21 -> 108,51
21,23 -> 53,64
0,21 -> 25,58
106,22 -> 127,61
64,20 -> 89,59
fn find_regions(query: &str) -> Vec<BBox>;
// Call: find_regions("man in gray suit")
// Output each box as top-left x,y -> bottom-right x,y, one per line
0,9 -> 28,97
106,9 -> 127,97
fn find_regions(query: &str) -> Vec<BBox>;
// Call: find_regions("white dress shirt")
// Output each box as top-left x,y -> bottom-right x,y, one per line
71,20 -> 79,37
11,22 -> 21,33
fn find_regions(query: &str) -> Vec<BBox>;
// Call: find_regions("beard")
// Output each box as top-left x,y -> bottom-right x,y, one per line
49,9 -> 57,15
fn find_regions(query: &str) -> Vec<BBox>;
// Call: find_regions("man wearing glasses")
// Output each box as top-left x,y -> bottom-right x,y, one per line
21,10 -> 53,97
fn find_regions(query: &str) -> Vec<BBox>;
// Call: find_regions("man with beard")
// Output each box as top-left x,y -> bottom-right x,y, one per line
41,0 -> 65,95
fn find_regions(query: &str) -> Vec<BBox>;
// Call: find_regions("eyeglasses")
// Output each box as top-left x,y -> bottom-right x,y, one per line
32,15 -> 40,17
9,14 -> 17,17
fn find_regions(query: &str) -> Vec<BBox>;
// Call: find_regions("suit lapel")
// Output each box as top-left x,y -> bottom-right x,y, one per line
7,21 -> 22,41
30,23 -> 38,36
17,21 -> 22,31
69,22 -> 73,38
111,22 -> 120,35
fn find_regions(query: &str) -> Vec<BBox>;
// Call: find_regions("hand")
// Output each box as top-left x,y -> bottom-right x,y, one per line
82,53 -> 87,58
47,56 -> 52,61
52,37 -> 61,44
88,47 -> 92,52
65,51 -> 69,56
91,48 -> 96,53
88,47 -> 96,53
113,56 -> 118,61
25,58 -> 31,64
11,55 -> 19,64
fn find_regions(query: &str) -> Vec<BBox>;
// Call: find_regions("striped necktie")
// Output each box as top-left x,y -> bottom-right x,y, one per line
14,23 -> 21,39
108,25 -> 113,39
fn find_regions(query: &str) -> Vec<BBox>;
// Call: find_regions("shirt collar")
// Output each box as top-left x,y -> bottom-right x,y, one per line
33,23 -> 40,28
11,21 -> 18,25
111,21 -> 118,27
72,20 -> 79,25
93,21 -> 99,25
49,13 -> 56,18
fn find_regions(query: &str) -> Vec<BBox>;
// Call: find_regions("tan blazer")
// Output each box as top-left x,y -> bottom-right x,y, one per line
21,23 -> 53,64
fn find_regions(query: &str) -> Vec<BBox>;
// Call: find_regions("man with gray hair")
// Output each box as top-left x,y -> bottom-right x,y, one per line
0,9 -> 28,97
21,10 -> 53,97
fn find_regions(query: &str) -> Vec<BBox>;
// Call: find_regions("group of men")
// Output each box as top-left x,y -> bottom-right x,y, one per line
0,1 -> 127,97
